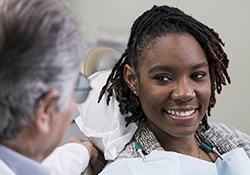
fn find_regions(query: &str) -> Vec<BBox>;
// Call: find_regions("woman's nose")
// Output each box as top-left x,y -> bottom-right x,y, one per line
171,80 -> 195,101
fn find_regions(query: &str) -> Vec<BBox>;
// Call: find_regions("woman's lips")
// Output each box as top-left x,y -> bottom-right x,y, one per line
164,109 -> 197,121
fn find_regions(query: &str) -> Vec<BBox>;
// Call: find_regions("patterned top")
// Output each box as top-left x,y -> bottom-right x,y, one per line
116,120 -> 250,159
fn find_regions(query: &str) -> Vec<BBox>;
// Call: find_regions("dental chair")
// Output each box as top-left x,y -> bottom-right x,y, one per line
80,46 -> 121,175
81,46 -> 121,77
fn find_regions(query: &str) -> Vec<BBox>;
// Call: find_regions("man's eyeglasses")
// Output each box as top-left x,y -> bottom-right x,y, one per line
75,73 -> 91,103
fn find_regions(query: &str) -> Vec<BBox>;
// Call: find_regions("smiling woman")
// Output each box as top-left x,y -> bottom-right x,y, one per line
124,34 -> 211,142
97,5 -> 250,175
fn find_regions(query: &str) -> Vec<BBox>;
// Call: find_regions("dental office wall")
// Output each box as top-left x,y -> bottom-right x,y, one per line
67,0 -> 250,134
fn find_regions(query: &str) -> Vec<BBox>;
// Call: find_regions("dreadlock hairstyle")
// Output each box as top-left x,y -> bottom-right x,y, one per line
98,5 -> 231,130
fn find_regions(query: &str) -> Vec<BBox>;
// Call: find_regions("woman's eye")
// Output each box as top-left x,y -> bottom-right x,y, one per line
192,72 -> 206,80
154,75 -> 172,82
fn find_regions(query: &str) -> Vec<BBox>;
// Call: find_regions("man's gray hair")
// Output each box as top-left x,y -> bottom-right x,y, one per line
0,0 -> 84,141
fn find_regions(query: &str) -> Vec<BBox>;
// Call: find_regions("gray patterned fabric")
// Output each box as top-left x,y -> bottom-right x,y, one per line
116,120 -> 250,160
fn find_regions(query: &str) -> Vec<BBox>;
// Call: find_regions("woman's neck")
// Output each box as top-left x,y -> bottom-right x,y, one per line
145,120 -> 215,162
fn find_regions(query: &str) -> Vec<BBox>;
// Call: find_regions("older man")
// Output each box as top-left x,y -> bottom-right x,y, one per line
0,0 -> 97,174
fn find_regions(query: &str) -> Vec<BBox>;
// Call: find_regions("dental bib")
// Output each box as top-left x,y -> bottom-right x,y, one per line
100,148 -> 250,175
215,148 -> 250,175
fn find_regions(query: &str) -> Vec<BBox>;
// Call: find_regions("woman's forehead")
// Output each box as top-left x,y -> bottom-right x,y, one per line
139,34 -> 207,67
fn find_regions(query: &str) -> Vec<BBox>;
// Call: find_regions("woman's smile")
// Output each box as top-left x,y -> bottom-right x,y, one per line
164,108 -> 197,122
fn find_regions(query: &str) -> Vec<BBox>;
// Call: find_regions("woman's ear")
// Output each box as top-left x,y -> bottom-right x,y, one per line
34,90 -> 59,134
124,64 -> 138,94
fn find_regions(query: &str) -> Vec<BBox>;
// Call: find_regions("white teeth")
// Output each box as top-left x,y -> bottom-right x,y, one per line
166,109 -> 195,117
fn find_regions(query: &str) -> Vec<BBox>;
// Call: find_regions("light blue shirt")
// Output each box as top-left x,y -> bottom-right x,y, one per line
0,145 -> 49,175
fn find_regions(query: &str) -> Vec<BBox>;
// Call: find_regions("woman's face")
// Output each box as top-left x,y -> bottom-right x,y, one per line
132,33 -> 211,139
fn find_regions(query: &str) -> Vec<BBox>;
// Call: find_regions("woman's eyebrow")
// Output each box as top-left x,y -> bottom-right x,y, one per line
148,65 -> 174,74
191,62 -> 208,70
148,62 -> 208,74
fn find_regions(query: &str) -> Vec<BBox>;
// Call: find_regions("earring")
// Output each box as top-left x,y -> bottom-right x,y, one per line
133,91 -> 136,95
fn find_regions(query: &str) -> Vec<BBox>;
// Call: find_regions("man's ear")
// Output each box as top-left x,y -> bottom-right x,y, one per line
34,90 -> 59,134
124,64 -> 138,94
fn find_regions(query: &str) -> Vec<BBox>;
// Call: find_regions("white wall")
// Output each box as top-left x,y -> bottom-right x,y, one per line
67,0 -> 250,134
